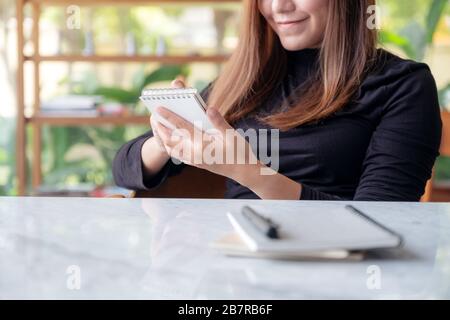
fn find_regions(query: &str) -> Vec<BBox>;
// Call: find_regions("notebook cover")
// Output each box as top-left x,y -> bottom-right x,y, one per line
226,205 -> 403,254
210,233 -> 365,261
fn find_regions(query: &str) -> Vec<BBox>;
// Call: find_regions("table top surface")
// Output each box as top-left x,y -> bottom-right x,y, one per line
0,197 -> 449,299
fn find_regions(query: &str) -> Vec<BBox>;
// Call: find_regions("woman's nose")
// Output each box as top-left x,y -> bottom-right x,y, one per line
272,0 -> 296,14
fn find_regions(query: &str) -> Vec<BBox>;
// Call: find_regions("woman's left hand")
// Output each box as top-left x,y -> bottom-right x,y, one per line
153,105 -> 302,200
153,106 -> 264,185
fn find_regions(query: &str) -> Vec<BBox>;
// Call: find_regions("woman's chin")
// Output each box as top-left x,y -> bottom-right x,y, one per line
279,37 -> 318,52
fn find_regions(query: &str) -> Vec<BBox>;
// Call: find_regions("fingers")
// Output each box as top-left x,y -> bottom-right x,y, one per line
150,114 -> 158,131
153,119 -> 185,149
171,78 -> 186,89
150,115 -> 168,153
206,108 -> 232,133
153,120 -> 177,155
153,113 -> 203,164
154,120 -> 192,163
153,121 -> 172,144
156,106 -> 195,135
150,114 -> 161,138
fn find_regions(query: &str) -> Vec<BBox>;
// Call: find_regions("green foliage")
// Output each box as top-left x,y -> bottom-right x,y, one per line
426,0 -> 448,44
0,118 -> 16,195
380,0 -> 449,107
43,126 -> 131,187
93,87 -> 139,104
435,157 -> 450,181
93,65 -> 189,104
380,0 -> 448,61
379,30 -> 416,59
440,83 -> 450,107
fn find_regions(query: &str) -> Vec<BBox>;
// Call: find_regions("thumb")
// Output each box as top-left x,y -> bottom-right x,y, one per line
207,108 -> 231,132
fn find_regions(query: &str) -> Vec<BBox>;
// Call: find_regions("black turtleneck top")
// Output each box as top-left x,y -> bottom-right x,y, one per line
112,49 -> 442,201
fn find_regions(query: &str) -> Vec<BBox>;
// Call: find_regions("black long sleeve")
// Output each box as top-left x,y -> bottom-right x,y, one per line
112,131 -> 185,191
299,67 -> 442,201
113,49 -> 442,201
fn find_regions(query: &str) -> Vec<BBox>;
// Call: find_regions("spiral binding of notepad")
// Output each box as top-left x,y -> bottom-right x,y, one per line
141,88 -> 199,100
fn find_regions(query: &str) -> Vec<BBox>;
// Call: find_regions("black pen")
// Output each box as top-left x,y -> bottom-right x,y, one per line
242,206 -> 280,239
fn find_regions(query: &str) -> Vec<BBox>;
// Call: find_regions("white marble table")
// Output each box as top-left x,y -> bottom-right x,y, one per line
0,197 -> 449,299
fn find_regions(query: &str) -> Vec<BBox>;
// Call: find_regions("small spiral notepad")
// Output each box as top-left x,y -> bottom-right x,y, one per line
140,88 -> 214,131
216,204 -> 403,258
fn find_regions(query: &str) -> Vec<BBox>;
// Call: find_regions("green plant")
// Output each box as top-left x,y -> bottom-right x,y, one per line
379,1 -> 450,108
0,118 -> 17,195
380,0 -> 448,61
440,83 -> 450,108
93,64 -> 190,104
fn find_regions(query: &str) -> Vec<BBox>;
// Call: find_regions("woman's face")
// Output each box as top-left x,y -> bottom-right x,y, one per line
258,0 -> 329,50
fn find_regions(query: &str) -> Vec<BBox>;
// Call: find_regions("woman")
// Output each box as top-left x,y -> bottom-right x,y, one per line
113,0 -> 442,201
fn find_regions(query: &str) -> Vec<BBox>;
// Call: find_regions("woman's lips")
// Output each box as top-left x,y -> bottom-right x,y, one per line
276,17 -> 309,32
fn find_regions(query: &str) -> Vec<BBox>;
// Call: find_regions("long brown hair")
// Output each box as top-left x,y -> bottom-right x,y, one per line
207,0 -> 378,131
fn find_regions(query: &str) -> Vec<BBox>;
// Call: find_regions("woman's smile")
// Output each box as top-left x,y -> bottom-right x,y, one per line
275,17 -> 310,33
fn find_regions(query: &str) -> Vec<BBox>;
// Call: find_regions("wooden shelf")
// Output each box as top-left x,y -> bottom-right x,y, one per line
16,0 -> 238,195
27,0 -> 240,4
25,54 -> 230,64
27,114 -> 150,126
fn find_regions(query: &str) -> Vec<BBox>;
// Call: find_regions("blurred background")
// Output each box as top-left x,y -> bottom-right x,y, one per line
0,0 -> 449,199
